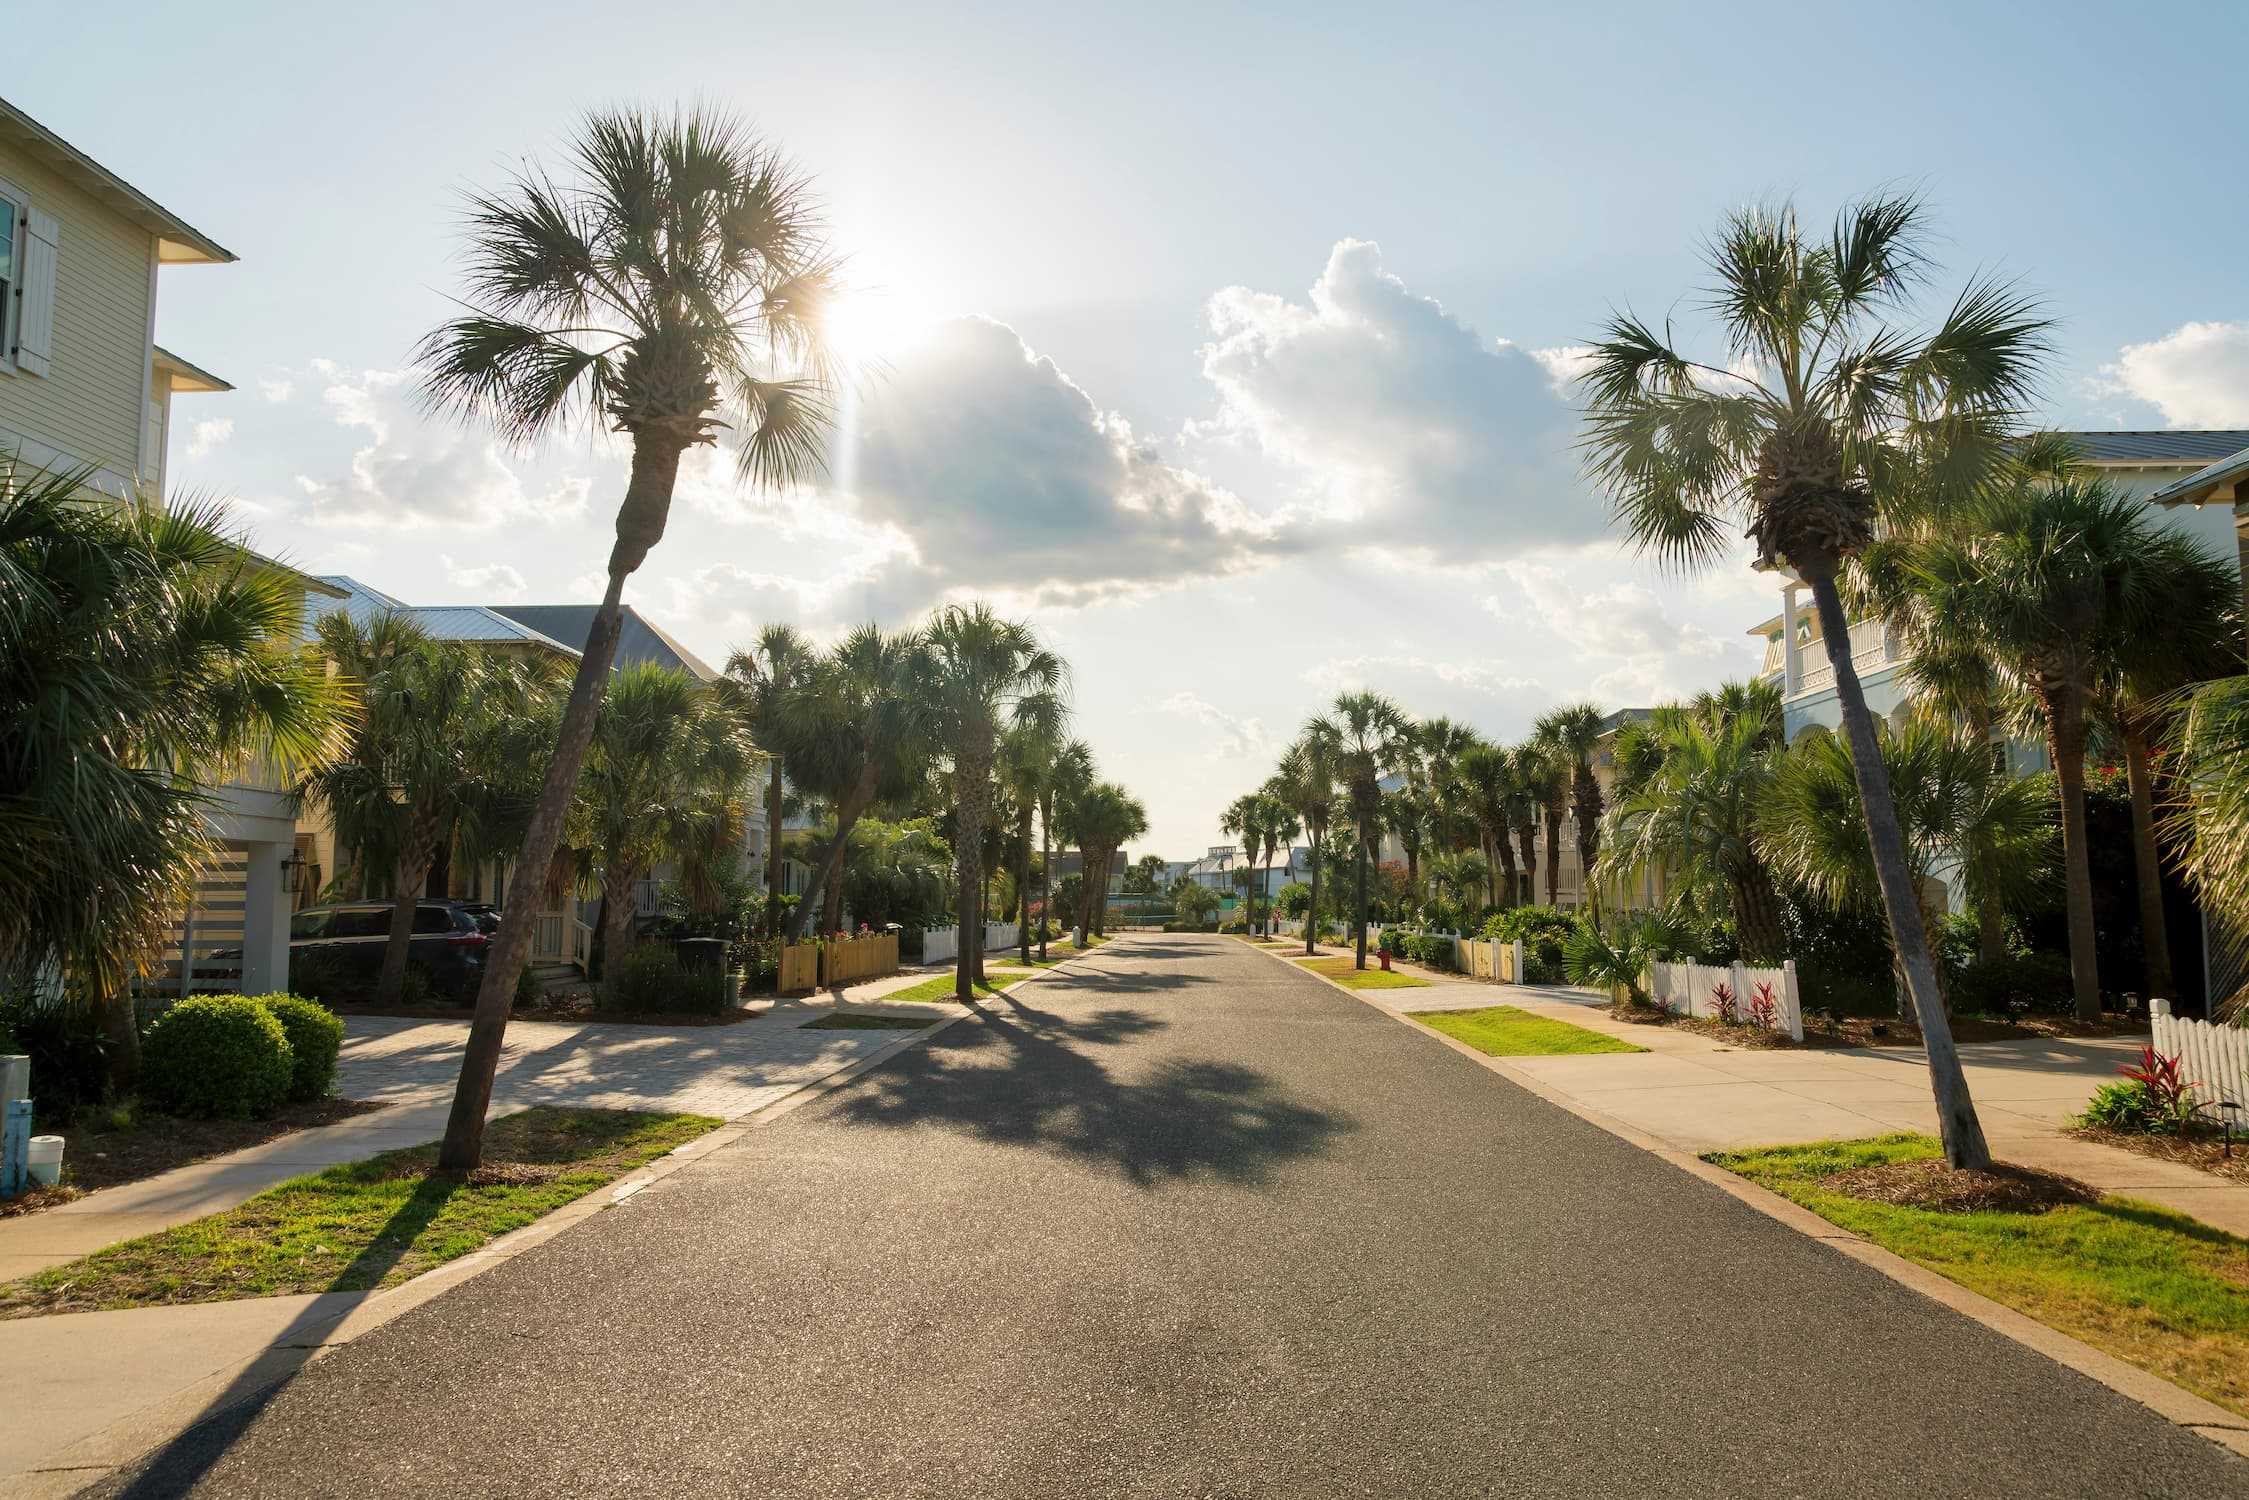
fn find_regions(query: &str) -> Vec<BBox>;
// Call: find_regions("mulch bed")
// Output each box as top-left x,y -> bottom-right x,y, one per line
2,1097 -> 392,1217
2069,1126 -> 2249,1185
1610,1003 -> 1802,1049
1800,1013 -> 2149,1049
1821,1158 -> 2100,1214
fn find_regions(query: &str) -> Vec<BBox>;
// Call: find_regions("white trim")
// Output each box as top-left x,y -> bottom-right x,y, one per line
138,237 -> 160,485
0,172 -> 25,377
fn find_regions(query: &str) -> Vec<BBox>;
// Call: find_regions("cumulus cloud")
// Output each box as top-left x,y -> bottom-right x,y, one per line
1484,557 -> 1752,707
1159,690 -> 1273,760
1298,654 -> 1541,697
2095,322 -> 2249,427
185,418 -> 233,459
288,365 -> 593,530
441,555 -> 527,602
258,377 -> 293,404
1190,239 -> 1597,550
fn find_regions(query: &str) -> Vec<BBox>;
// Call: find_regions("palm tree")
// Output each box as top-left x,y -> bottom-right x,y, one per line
2173,674 -> 2249,1017
1536,702 -> 1608,913
769,626 -> 933,940
1330,692 -> 1411,969
921,603 -> 1065,1000
1453,742 -> 1514,910
0,455 -> 353,1086
1759,718 -> 2055,1010
1272,721 -> 1342,956
421,108 -> 840,1170
1220,793 -> 1264,931
1000,703 -> 1073,962
1577,192 -> 2049,1168
305,617 -> 547,1005
1060,782 -> 1147,942
1518,739 -> 1568,907
720,623 -> 812,932
1256,794 -> 1301,937
1902,477 -> 2222,1018
1038,740 -> 1093,961
577,666 -> 757,987
1502,742 -> 1544,906
1600,703 -> 1789,960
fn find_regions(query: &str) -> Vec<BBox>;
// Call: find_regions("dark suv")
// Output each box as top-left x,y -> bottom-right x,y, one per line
273,900 -> 496,1002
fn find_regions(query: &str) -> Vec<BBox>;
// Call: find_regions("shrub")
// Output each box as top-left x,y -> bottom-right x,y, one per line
1482,906 -> 1577,973
0,985 -> 112,1124
515,962 -> 542,1008
1748,981 -> 1780,1032
1708,982 -> 1738,1025
606,943 -> 684,1013
141,994 -> 293,1119
2079,1079 -> 2164,1133
244,993 -> 342,1102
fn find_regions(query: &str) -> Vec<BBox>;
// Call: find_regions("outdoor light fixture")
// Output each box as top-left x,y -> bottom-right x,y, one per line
281,848 -> 308,896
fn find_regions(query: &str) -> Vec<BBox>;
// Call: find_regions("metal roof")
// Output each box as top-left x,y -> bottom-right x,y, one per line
2050,430 -> 2249,465
490,605 -> 719,680
2148,444 -> 2249,509
308,577 -> 581,656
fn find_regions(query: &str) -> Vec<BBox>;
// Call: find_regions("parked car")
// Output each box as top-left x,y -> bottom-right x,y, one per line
209,900 -> 495,1002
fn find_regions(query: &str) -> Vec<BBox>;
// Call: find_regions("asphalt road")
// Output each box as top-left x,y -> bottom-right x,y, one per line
100,934 -> 2244,1497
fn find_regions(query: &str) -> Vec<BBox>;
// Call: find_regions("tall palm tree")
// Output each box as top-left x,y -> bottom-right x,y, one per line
1272,721 -> 1342,956
720,623 -> 812,932
2173,674 -> 2249,1018
1330,691 -> 1411,969
1501,742 -> 1544,906
1454,742 -> 1514,910
1255,793 -> 1301,936
1060,782 -> 1147,943
0,455 -> 353,1085
999,701 -> 1072,962
922,603 -> 1065,1000
305,617 -> 547,1005
770,626 -> 933,940
1904,478 -> 2221,1018
1760,718 -> 2055,1010
1536,702 -> 1608,913
1220,793 -> 1265,931
1577,192 -> 2049,1168
1039,739 -> 1093,961
421,108 -> 840,1170
1518,739 -> 1568,907
576,665 -> 757,986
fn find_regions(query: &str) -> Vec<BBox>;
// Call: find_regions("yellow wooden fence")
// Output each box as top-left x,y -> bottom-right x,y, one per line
777,944 -> 820,994
777,933 -> 900,994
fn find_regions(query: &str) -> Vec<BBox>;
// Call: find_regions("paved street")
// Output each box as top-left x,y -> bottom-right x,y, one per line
101,934 -> 2244,1497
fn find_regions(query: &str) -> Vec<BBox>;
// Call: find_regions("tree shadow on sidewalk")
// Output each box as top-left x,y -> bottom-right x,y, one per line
832,997 -> 1354,1187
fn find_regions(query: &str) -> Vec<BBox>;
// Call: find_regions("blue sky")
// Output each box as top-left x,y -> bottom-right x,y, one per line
17,2 -> 2249,856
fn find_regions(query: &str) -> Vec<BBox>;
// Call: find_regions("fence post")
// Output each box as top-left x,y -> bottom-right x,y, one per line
1512,939 -> 1526,985
1,1055 -> 29,1199
1783,959 -> 1802,1041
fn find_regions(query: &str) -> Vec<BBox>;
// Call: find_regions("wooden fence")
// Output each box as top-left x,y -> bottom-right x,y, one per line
2152,998 -> 2249,1117
777,944 -> 820,995
825,933 -> 899,985
1646,959 -> 1803,1041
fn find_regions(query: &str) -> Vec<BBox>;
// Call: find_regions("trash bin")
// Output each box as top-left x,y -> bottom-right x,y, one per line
673,937 -> 725,973
27,1135 -> 63,1188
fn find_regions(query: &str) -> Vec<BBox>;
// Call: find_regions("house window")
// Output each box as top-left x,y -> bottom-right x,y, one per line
0,194 -> 14,358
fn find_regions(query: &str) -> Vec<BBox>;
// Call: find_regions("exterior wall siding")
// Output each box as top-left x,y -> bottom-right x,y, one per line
0,143 -> 156,483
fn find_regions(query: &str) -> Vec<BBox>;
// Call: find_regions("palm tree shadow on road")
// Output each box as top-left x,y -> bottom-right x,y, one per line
832,993 -> 1355,1187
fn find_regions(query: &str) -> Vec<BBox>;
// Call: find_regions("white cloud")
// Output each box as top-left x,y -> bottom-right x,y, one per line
185,418 -> 233,459
1298,654 -> 1541,697
1481,556 -> 1752,707
2095,321 -> 2249,427
258,377 -> 294,404
441,555 -> 528,602
1158,690 -> 1273,760
1190,239 -> 1598,550
287,366 -> 594,531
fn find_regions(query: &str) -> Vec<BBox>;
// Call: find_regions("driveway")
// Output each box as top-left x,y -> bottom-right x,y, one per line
98,933 -> 2243,1496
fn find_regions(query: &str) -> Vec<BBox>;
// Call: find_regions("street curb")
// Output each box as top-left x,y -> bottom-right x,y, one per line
19,959 -> 1089,1496
1251,939 -> 2249,1463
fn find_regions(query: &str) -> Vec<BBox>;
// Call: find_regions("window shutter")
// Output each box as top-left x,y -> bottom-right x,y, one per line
15,205 -> 59,378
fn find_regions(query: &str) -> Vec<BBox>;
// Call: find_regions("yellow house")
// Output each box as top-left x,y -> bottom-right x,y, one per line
0,94 -> 342,996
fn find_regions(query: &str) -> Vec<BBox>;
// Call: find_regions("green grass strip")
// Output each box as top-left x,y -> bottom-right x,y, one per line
1291,955 -> 1430,990
877,973 -> 1029,1005
0,1108 -> 719,1319
1708,1133 -> 2249,1420
1410,1005 -> 1647,1056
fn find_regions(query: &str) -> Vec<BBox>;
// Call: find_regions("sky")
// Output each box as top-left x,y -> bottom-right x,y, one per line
18,1 -> 2249,859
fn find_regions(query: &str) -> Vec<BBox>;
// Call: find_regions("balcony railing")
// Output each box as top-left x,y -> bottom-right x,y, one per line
1796,618 -> 1895,696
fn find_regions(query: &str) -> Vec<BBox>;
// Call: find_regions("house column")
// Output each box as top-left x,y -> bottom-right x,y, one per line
1780,583 -> 1803,697
240,843 -> 292,995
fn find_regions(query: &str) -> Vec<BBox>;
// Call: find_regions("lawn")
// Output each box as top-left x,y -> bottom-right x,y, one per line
1411,1005 -> 1647,1056
1291,955 -> 1431,990
876,973 -> 1030,1005
1709,1133 -> 2249,1420
0,1108 -> 719,1319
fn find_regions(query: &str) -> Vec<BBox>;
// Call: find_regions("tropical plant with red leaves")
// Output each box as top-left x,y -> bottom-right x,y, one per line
1749,981 -> 1780,1032
1709,981 -> 1738,1025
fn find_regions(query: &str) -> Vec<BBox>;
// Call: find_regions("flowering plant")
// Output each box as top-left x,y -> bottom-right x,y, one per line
1708,981 -> 1738,1025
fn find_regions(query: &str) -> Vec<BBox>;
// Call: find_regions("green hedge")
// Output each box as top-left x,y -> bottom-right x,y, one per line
247,993 -> 343,1102
142,995 -> 294,1120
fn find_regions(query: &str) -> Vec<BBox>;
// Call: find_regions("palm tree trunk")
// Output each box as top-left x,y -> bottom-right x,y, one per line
785,768 -> 880,942
2121,718 -> 2175,1001
1574,769 -> 1601,915
2048,689 -> 2103,1021
953,745 -> 990,1002
1017,802 -> 1034,963
1038,796 -> 1053,962
376,830 -> 442,1007
1353,833 -> 1371,970
1305,826 -> 1323,956
1543,809 -> 1561,906
600,859 -> 639,995
1732,858 -> 1788,965
1805,568 -> 1990,1169
439,566 -> 633,1172
765,760 -> 785,933
822,847 -> 846,936
1516,823 -> 1536,907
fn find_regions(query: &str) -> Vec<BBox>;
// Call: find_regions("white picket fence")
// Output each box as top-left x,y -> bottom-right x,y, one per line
1646,959 -> 1803,1041
920,920 -> 1018,966
2152,999 -> 2249,1117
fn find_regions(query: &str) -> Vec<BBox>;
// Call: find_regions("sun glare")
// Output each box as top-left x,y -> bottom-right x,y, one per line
823,282 -> 939,366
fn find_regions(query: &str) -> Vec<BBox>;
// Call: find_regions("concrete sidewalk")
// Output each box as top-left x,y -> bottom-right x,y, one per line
1374,980 -> 2249,1237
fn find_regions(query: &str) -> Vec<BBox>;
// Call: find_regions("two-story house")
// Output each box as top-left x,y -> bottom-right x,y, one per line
0,95 -> 341,998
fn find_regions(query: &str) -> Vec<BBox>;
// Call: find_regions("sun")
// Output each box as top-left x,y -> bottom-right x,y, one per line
821,281 -> 940,366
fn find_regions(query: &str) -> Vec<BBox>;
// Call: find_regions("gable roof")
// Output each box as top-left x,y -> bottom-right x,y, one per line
2148,444 -> 2249,509
489,604 -> 719,680
0,96 -> 234,264
308,577 -> 580,656
2051,430 -> 2249,466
